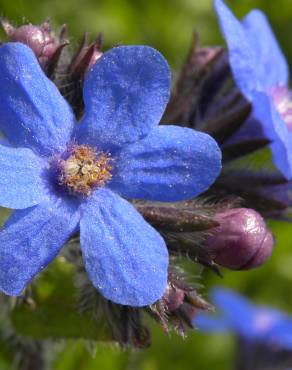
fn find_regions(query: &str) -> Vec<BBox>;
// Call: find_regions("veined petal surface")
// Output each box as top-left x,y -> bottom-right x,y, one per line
80,188 -> 168,306
251,91 -> 292,180
109,126 -> 222,201
243,10 -> 289,89
214,0 -> 258,98
76,46 -> 170,151
0,43 -> 75,156
0,195 -> 80,295
0,144 -> 48,209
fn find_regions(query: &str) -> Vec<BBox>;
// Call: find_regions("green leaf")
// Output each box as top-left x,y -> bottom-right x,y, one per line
11,258 -> 112,341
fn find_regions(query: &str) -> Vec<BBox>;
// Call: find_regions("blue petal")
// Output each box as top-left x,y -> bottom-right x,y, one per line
242,10 -> 289,89
193,314 -> 231,333
251,91 -> 292,180
214,0 -> 258,98
80,188 -> 168,306
249,308 -> 285,339
211,288 -> 255,338
0,144 -> 48,209
76,46 -> 170,151
0,43 -> 75,156
212,288 -> 253,319
195,288 -> 288,342
108,126 -> 222,201
0,137 -> 11,147
0,195 -> 80,295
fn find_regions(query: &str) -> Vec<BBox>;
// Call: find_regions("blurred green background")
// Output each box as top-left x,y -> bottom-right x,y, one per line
1,0 -> 292,369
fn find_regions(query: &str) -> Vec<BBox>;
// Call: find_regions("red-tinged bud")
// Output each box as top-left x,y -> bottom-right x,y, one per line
1,20 -> 67,70
87,46 -> 103,72
151,271 -> 211,337
66,34 -> 103,117
71,34 -> 103,77
162,284 -> 185,312
179,304 -> 198,327
206,208 -> 274,270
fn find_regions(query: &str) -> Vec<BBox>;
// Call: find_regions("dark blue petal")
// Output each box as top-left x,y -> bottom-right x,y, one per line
251,91 -> 292,180
0,137 -> 11,147
108,126 -> 221,201
76,46 -> 170,151
0,195 -> 80,295
0,144 -> 48,209
80,188 -> 168,306
242,10 -> 289,89
259,182 -> 292,208
223,117 -> 266,147
0,43 -> 75,156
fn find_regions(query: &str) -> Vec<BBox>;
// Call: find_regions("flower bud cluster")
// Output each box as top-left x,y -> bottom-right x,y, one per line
150,270 -> 211,337
206,208 -> 274,270
1,19 -> 65,71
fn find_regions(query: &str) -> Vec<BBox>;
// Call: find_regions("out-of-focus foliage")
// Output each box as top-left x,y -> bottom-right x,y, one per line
1,0 -> 292,69
0,0 -> 292,369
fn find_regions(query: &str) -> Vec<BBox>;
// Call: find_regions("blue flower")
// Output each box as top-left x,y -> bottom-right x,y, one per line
0,43 -> 221,306
194,287 -> 292,349
214,0 -> 292,180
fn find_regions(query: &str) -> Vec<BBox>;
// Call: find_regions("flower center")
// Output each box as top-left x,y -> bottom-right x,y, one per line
58,145 -> 113,196
270,86 -> 292,130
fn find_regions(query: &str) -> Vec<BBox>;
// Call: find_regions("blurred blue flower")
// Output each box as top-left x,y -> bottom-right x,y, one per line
194,287 -> 292,349
0,42 -> 221,306
214,0 -> 292,180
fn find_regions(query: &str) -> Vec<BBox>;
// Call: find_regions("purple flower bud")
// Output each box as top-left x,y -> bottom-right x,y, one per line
1,20 -> 63,68
206,208 -> 274,270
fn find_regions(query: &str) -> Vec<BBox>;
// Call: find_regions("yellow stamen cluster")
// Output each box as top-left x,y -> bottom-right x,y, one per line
59,145 -> 112,196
